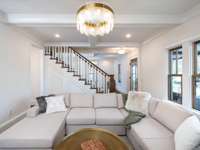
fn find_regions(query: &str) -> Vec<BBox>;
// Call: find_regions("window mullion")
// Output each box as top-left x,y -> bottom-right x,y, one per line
176,49 -> 178,74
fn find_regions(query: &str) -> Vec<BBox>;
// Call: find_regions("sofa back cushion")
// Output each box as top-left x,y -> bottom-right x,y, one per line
94,93 -> 117,108
152,100 -> 192,132
57,93 -> 70,107
148,98 -> 160,117
70,93 -> 93,108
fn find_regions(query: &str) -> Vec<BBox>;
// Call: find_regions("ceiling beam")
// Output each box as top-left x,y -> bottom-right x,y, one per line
45,42 -> 140,48
7,14 -> 182,27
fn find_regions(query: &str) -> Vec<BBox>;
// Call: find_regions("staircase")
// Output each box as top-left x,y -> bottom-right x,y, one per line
44,46 -> 115,93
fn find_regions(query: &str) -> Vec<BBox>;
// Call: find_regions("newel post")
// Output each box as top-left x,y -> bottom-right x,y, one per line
109,75 -> 116,92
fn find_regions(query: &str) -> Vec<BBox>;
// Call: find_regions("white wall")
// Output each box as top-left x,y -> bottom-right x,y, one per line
95,59 -> 114,75
44,57 -> 96,94
114,49 -> 139,93
140,15 -> 200,109
0,23 -> 38,124
30,47 -> 44,98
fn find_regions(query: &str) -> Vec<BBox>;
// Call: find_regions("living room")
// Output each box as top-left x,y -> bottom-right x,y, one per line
0,0 -> 200,150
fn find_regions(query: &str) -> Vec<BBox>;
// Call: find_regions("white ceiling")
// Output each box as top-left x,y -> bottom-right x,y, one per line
0,0 -> 199,15
22,25 -> 172,43
0,0 -> 200,47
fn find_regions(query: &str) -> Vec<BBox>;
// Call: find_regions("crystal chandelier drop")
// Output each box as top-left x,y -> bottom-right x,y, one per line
76,2 -> 114,36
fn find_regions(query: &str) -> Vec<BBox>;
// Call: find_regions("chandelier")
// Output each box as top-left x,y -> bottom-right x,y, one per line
76,2 -> 114,36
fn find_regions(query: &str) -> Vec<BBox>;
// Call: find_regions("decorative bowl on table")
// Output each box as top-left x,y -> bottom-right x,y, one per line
54,128 -> 129,150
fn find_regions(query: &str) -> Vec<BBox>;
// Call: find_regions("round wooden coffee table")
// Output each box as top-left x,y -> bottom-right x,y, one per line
55,128 -> 129,150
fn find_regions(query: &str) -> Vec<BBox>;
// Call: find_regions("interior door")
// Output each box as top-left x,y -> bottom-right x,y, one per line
130,58 -> 138,91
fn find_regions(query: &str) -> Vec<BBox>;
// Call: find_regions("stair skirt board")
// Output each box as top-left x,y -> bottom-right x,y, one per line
66,125 -> 126,136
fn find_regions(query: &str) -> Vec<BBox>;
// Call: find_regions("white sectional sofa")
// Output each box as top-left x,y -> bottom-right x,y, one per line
0,93 -> 126,150
0,92 -> 198,150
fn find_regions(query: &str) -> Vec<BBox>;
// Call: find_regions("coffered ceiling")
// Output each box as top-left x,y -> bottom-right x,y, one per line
0,0 -> 200,47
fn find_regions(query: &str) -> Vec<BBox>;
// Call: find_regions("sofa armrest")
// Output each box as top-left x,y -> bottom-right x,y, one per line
0,111 -> 26,134
26,106 -> 39,117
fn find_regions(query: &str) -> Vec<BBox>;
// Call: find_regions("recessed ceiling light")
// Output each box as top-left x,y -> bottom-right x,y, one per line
125,33 -> 132,39
54,34 -> 60,38
118,49 -> 126,54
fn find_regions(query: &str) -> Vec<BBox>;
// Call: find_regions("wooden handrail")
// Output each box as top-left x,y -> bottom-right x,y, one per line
45,46 -> 116,93
69,47 -> 110,76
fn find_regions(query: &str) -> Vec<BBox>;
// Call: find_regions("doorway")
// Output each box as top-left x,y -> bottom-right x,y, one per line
130,58 -> 138,91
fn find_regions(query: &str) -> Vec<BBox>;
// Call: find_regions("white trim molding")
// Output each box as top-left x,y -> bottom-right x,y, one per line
7,14 -> 182,27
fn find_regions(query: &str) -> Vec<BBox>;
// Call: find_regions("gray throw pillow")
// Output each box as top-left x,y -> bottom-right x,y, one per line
193,144 -> 200,150
36,94 -> 55,113
124,110 -> 146,129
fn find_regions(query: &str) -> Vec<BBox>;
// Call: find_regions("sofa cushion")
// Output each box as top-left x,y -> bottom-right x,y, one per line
70,93 -> 93,108
66,108 -> 95,125
95,108 -> 124,125
130,117 -> 174,150
152,101 -> 192,132
94,93 -> 117,108
175,115 -> 200,150
0,111 -> 68,148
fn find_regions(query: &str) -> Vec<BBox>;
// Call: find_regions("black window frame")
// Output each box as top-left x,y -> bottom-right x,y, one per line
168,46 -> 183,104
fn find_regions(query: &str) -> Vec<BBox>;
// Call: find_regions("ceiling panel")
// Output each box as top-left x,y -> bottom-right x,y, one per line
22,25 -> 173,43
23,26 -> 88,43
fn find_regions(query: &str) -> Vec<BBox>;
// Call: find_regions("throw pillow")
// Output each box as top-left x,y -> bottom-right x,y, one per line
125,91 -> 151,115
124,109 -> 146,128
46,95 -> 66,114
175,115 -> 200,150
36,94 -> 55,113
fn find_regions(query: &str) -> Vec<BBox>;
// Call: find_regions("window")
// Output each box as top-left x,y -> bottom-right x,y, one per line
130,58 -> 138,91
168,47 -> 183,104
193,41 -> 200,110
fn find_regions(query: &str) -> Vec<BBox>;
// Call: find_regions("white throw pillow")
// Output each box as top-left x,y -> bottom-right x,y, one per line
125,91 -> 151,115
175,115 -> 200,150
46,95 -> 66,114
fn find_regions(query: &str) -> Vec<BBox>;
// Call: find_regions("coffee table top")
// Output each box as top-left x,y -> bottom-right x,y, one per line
55,128 -> 129,150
